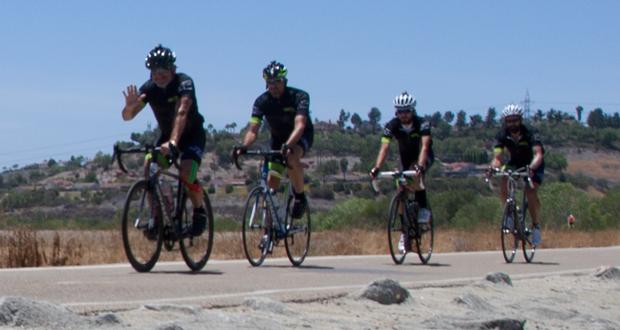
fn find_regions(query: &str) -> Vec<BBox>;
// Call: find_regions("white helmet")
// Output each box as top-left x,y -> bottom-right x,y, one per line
393,91 -> 416,109
502,103 -> 523,118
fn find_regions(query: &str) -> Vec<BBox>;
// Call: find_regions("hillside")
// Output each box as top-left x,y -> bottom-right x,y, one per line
1,110 -> 619,231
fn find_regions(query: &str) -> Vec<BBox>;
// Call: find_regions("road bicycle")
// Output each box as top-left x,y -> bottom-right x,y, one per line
233,148 -> 311,267
486,166 -> 536,263
113,144 -> 214,272
371,170 -> 434,264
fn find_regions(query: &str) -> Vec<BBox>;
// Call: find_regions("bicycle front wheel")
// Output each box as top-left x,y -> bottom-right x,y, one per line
121,180 -> 163,272
387,194 -> 406,265
180,190 -> 215,271
285,197 -> 311,267
500,204 -> 518,263
415,207 -> 434,264
242,187 -> 270,266
519,204 -> 536,263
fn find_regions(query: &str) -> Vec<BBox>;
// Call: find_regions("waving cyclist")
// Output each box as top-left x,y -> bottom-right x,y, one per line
490,104 -> 545,245
234,61 -> 314,219
121,44 -> 207,236
370,91 -> 434,253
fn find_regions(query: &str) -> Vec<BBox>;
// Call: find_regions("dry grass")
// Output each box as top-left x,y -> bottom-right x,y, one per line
0,228 -> 618,268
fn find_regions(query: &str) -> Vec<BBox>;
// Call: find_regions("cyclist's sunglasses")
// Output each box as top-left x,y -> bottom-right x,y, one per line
395,108 -> 413,114
504,117 -> 521,124
265,78 -> 284,85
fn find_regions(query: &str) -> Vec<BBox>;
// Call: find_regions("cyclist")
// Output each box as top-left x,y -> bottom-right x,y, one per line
370,91 -> 434,254
490,104 -> 545,245
121,44 -> 207,236
233,61 -> 314,219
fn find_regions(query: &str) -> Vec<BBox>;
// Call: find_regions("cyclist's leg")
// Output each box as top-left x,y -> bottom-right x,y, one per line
499,176 -> 508,207
179,139 -> 205,209
526,165 -> 544,227
288,136 -> 311,218
267,138 -> 286,190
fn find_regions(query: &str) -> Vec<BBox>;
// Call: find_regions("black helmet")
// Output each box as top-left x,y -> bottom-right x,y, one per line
262,61 -> 287,81
145,44 -> 176,70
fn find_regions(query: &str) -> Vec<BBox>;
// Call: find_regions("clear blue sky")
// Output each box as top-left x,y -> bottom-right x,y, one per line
1,1 -> 618,169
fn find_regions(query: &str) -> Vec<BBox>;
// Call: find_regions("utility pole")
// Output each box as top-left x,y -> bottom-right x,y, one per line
522,89 -> 531,119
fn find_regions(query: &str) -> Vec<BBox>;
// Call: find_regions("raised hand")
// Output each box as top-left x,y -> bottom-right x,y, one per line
123,85 -> 146,109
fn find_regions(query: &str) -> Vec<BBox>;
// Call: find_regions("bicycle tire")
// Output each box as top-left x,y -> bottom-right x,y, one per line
180,190 -> 215,271
519,201 -> 536,263
387,194 -> 407,265
121,180 -> 163,272
500,204 -> 518,263
242,186 -> 270,266
415,206 -> 434,264
284,196 -> 311,266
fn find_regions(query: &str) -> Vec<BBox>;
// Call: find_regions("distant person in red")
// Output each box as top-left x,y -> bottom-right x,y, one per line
567,214 -> 576,228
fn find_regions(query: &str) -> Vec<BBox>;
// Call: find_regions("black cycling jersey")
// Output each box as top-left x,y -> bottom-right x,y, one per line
381,116 -> 433,169
139,73 -> 205,148
251,86 -> 314,149
494,125 -> 544,168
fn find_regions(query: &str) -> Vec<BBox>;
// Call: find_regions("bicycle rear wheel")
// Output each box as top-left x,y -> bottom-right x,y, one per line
242,187 -> 270,266
180,190 -> 215,271
519,204 -> 536,263
415,207 -> 434,264
387,194 -> 406,265
285,196 -> 311,266
121,180 -> 163,272
500,204 -> 518,263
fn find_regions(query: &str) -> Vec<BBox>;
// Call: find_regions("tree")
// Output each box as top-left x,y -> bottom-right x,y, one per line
429,111 -> 443,127
351,113 -> 363,132
443,111 -> 455,125
339,158 -> 349,181
587,108 -> 606,128
575,105 -> 584,122
367,107 -> 382,134
337,109 -> 350,130
533,109 -> 545,123
455,110 -> 467,130
469,114 -> 483,128
484,107 -> 497,128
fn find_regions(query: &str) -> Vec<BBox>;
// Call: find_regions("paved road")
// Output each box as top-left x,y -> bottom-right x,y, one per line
1,246 -> 618,312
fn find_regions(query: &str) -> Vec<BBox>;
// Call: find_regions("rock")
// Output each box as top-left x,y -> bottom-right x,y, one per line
93,312 -> 122,325
461,318 -> 526,330
485,272 -> 513,286
242,297 -> 289,314
0,296 -> 86,329
594,266 -> 620,280
453,293 -> 494,312
155,323 -> 185,330
358,278 -> 410,305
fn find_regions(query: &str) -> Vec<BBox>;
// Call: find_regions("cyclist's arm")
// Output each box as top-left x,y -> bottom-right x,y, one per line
530,145 -> 544,170
285,114 -> 307,146
242,121 -> 260,147
373,138 -> 391,169
417,135 -> 431,169
169,95 -> 192,144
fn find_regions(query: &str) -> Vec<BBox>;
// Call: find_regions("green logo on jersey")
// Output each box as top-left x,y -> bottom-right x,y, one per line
283,107 -> 295,113
168,96 -> 178,103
